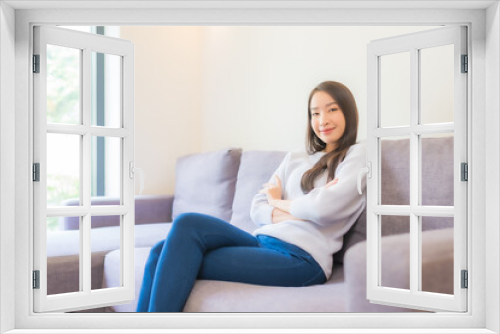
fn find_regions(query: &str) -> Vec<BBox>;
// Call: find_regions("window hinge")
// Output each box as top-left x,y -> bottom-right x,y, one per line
461,54 -> 468,73
461,162 -> 468,181
33,270 -> 40,289
461,270 -> 468,289
33,54 -> 40,73
33,163 -> 40,182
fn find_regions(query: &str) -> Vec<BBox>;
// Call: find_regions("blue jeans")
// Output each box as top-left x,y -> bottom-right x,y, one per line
136,212 -> 327,312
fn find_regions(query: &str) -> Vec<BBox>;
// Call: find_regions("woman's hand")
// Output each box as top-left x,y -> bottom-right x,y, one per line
272,208 -> 305,224
259,175 -> 282,203
259,175 -> 292,213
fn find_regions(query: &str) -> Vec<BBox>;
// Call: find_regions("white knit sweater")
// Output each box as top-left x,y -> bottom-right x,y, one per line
250,143 -> 367,279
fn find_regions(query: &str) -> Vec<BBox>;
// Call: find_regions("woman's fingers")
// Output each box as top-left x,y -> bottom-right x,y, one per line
274,175 -> 282,189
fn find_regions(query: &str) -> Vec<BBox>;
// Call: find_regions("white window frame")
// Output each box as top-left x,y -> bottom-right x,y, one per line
1,2 -> 499,333
32,25 -> 135,313
366,26 -> 468,312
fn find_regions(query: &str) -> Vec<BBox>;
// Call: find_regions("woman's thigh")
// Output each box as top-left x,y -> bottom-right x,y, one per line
198,246 -> 326,287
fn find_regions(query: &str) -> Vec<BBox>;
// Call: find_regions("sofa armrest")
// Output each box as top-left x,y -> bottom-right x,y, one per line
343,228 -> 454,312
60,194 -> 174,230
134,194 -> 174,225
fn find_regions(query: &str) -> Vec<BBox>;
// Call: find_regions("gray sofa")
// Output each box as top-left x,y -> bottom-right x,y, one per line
48,136 -> 454,312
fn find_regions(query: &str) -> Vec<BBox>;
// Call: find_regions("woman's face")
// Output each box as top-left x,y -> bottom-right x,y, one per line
310,91 -> 346,153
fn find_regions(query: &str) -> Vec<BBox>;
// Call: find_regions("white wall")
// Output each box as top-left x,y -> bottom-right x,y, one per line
200,25 -> 448,153
127,25 -> 446,194
119,26 -> 203,195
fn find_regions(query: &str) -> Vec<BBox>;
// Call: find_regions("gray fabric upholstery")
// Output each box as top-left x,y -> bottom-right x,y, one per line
344,228 -> 454,312
421,136 -> 454,207
172,148 -> 242,222
105,248 -> 147,312
349,136 -> 454,242
230,150 -> 287,233
47,251 -> 108,295
60,195 -> 174,230
47,223 -> 173,295
53,139 -> 456,313
133,223 -> 172,248
333,203 -> 366,264
47,223 -> 172,258
420,228 -> 454,294
183,272 -> 346,312
107,245 -> 346,313
379,137 -> 454,236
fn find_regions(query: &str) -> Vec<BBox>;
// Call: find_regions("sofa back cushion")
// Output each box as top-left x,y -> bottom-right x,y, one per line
60,195 -> 173,230
172,148 -> 242,222
335,136 -> 454,263
230,150 -> 287,233
379,136 -> 454,236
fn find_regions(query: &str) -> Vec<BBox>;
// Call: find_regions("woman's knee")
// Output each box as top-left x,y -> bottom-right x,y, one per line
172,212 -> 208,233
150,240 -> 165,255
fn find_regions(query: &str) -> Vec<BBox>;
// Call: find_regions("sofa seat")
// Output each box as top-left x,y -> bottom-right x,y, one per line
104,245 -> 346,313
46,222 -> 173,294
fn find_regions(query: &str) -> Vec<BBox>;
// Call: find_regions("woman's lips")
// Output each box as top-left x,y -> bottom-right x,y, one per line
320,128 -> 334,134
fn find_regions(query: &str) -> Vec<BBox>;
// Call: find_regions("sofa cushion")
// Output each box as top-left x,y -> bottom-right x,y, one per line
60,195 -> 174,230
172,148 -> 242,222
106,245 -> 346,313
230,150 -> 287,233
344,228 -> 453,312
47,251 -> 109,294
183,273 -> 346,312
333,205 -> 366,264
47,223 -> 172,295
380,136 -> 454,236
335,136 -> 453,263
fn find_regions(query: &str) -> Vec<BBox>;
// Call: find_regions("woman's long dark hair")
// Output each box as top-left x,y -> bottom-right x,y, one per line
300,81 -> 359,194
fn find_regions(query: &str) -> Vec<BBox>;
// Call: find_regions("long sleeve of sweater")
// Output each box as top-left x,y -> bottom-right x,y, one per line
249,152 -> 291,226
289,144 -> 367,226
249,143 -> 367,279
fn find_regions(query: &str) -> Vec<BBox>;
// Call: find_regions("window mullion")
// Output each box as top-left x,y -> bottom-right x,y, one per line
82,47 -> 92,294
410,47 -> 420,295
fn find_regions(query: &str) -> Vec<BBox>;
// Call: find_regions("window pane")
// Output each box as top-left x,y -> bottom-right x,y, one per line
91,136 -> 121,202
421,216 -> 454,294
380,215 -> 410,290
380,52 -> 410,128
421,133 -> 454,206
420,44 -> 454,125
47,133 -> 80,207
91,52 -> 122,128
91,216 -> 121,290
381,136 -> 410,205
46,44 -> 81,124
47,216 -> 81,295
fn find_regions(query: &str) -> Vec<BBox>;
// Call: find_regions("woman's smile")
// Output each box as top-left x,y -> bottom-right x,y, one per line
320,127 -> 335,135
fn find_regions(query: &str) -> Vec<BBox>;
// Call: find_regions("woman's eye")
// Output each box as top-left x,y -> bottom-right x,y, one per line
330,108 -> 338,112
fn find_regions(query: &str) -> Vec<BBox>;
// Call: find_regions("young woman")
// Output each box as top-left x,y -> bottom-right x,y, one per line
136,81 -> 367,312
